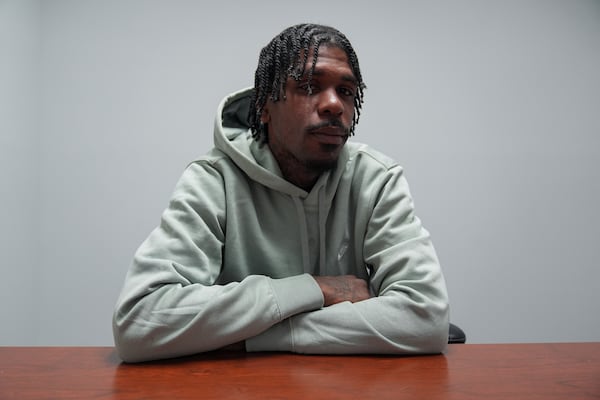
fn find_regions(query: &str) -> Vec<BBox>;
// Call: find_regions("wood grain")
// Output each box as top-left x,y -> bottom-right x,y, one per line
1,343 -> 598,399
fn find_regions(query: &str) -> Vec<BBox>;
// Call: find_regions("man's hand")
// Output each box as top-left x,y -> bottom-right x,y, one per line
313,275 -> 371,306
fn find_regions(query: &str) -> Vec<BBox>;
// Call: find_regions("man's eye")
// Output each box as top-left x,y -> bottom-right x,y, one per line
339,87 -> 355,97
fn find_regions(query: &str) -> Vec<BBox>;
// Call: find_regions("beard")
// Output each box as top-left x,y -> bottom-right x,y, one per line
304,143 -> 342,172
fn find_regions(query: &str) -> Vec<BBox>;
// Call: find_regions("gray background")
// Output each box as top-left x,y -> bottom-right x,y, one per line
2,0 -> 599,346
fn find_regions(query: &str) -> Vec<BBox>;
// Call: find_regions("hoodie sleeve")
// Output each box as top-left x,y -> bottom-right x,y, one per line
246,166 -> 450,354
112,162 -> 323,363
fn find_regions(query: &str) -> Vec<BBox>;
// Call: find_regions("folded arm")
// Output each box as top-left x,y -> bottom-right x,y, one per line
112,163 -> 324,362
246,167 -> 449,354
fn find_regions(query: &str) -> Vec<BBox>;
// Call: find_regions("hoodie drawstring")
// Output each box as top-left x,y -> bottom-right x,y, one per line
318,188 -> 327,276
293,196 -> 311,274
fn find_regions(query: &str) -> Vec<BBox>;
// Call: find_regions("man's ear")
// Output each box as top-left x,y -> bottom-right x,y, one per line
260,104 -> 270,124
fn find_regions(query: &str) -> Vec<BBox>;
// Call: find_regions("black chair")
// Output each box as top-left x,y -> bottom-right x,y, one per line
448,323 -> 466,344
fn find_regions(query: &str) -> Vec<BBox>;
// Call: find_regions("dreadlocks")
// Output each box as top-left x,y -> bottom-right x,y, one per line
248,23 -> 366,142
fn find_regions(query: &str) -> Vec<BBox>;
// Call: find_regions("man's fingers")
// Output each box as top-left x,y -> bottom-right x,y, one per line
313,275 -> 371,306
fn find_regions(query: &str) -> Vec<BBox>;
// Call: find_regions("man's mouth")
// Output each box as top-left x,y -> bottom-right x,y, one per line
307,121 -> 350,145
311,130 -> 348,145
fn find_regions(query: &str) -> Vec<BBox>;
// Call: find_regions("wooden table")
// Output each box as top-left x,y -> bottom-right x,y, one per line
1,343 -> 599,399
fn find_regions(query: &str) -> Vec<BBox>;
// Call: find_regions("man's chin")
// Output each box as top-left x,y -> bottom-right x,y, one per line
305,143 -> 345,172
306,157 -> 338,173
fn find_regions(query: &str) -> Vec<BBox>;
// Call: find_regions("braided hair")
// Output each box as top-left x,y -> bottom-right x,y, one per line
248,23 -> 366,142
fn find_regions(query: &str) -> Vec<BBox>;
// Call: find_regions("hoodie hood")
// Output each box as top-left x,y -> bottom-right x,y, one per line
213,87 -> 350,199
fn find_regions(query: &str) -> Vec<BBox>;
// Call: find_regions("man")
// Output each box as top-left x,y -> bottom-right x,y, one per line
113,23 -> 449,363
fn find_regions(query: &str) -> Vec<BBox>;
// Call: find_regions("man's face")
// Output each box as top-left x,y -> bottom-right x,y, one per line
261,45 -> 358,177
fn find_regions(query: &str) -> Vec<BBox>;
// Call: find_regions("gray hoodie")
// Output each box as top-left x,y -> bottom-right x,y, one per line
112,87 -> 449,362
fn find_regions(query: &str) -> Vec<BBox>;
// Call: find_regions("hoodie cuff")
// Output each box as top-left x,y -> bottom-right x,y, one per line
268,273 -> 324,320
246,274 -> 323,352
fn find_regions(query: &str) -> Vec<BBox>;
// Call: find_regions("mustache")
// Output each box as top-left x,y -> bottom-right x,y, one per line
306,119 -> 350,135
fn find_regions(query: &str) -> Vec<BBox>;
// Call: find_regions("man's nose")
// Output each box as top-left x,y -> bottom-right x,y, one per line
317,89 -> 344,116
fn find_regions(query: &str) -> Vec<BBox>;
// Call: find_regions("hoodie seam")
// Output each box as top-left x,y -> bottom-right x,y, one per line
266,278 -> 283,321
353,146 -> 400,172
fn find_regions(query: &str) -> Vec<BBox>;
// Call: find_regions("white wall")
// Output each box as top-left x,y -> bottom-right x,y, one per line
0,0 -> 40,344
2,0 -> 599,345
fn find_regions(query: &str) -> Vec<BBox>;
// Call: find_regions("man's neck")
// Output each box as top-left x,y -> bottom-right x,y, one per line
269,146 -> 321,191
279,164 -> 321,192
